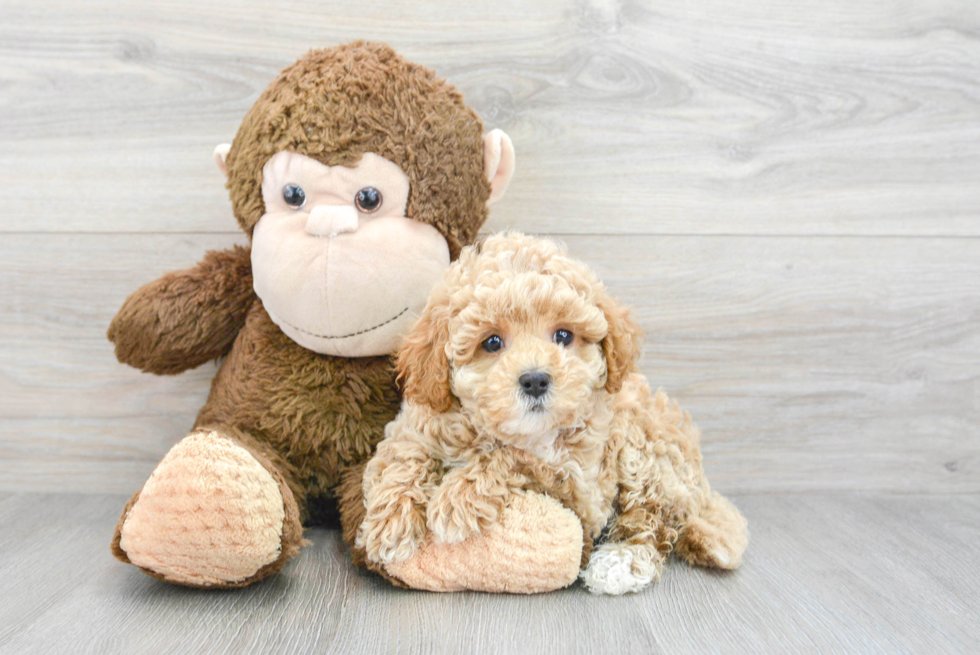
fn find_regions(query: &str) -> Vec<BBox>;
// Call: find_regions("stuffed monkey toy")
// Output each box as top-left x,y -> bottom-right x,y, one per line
108,42 -> 583,590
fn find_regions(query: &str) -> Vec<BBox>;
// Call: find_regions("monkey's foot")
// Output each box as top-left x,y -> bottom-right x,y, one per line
112,430 -> 303,588
384,490 -> 583,594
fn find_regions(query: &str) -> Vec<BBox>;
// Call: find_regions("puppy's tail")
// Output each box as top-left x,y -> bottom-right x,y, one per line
675,491 -> 748,570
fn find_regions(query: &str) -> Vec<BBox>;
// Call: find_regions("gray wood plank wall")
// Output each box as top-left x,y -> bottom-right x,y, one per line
1,0 -> 978,496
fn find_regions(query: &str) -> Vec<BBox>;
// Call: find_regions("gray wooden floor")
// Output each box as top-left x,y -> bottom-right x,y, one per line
2,0 -> 979,652
1,492 -> 977,655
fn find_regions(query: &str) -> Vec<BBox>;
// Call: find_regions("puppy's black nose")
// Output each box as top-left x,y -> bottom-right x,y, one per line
519,371 -> 551,399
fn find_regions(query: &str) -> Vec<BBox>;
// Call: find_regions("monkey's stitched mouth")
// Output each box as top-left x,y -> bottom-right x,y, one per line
277,306 -> 410,340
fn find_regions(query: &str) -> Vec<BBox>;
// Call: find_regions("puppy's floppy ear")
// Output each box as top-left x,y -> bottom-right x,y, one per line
395,285 -> 454,412
597,290 -> 644,394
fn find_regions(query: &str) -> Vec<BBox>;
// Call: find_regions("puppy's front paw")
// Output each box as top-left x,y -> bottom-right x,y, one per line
357,498 -> 427,565
580,543 -> 663,595
426,476 -> 504,544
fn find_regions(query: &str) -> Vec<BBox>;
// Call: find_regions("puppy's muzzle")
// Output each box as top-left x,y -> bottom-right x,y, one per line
519,371 -> 551,399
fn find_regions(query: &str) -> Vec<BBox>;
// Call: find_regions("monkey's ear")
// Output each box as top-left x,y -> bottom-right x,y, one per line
395,286 -> 455,412
483,129 -> 515,207
213,143 -> 232,179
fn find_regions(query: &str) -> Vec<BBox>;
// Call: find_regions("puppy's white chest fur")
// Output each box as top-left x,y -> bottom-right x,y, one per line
516,429 -> 566,465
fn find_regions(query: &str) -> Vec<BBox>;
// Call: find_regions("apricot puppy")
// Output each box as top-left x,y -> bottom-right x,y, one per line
357,232 -> 748,594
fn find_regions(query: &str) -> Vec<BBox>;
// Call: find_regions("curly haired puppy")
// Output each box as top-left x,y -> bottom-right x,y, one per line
357,232 -> 748,594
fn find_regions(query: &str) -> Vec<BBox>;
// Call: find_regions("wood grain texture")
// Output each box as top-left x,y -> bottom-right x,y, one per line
1,233 -> 977,494
1,0 -> 978,235
1,492 -> 978,654
2,1 -> 978,652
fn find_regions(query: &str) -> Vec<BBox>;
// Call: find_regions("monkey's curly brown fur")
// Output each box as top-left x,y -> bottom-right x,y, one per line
108,42 -> 493,587
226,41 -> 491,258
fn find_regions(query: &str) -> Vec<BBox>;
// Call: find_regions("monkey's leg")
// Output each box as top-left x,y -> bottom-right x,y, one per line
339,463 -> 584,593
675,490 -> 748,570
111,426 -> 306,588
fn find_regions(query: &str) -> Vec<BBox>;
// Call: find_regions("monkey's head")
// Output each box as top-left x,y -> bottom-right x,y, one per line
214,42 -> 514,357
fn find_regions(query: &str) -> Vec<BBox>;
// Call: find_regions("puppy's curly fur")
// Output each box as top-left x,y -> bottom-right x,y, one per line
357,233 -> 748,594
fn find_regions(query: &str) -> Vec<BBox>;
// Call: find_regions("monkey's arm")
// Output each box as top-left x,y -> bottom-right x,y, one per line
107,245 -> 255,375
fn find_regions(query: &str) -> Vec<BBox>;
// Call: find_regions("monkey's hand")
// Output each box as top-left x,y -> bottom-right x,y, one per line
107,246 -> 255,375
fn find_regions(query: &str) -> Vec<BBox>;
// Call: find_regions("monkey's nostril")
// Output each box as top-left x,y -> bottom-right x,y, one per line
518,371 -> 551,399
305,205 -> 359,238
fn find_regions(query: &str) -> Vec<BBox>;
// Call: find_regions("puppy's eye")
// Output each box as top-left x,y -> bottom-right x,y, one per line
355,187 -> 383,213
282,184 -> 306,209
481,335 -> 504,353
553,329 -> 574,347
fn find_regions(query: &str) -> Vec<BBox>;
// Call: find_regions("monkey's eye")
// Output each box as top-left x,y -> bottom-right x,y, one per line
481,335 -> 504,353
355,187 -> 383,213
282,184 -> 306,209
553,329 -> 574,347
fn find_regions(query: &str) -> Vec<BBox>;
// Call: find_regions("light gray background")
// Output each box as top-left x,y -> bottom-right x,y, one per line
1,0 -> 978,653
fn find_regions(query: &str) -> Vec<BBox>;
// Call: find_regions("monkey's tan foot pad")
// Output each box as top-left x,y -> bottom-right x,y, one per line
113,431 -> 289,587
384,491 -> 583,594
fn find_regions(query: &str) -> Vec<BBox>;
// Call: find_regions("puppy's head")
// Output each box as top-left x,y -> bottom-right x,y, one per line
396,232 -> 643,447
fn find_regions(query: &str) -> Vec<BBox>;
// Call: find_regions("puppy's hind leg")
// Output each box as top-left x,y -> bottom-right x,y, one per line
676,491 -> 748,570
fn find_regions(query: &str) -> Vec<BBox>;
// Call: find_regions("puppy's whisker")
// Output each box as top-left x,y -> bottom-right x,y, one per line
526,398 -> 547,413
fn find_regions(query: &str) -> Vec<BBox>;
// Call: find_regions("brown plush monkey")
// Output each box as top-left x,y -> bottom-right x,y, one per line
108,42 -> 583,591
